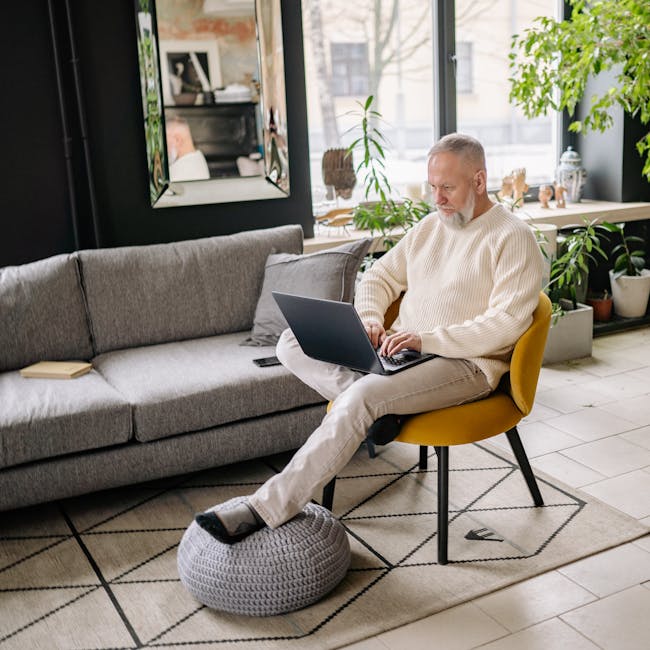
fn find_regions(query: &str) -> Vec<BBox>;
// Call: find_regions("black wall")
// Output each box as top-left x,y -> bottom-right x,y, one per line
1,0 -> 312,268
2,2 -> 76,267
579,68 -> 650,203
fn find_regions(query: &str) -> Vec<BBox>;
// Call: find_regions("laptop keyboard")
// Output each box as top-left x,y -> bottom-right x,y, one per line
382,353 -> 416,366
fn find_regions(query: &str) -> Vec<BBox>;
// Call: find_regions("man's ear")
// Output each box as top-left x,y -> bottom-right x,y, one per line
474,170 -> 488,193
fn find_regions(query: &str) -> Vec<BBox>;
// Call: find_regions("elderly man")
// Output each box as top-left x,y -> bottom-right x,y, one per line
196,133 -> 544,543
165,116 -> 210,182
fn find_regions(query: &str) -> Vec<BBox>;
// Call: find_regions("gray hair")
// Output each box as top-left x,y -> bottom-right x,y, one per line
427,133 -> 486,171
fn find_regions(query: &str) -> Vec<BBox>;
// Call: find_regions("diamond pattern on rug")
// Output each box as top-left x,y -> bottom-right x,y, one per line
0,442 -> 646,650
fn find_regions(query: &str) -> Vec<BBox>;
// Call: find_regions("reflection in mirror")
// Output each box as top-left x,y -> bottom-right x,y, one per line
134,0 -> 290,207
256,0 -> 289,194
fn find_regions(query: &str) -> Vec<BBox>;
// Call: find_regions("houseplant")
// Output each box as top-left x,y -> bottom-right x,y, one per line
598,221 -> 650,317
546,218 -> 608,315
542,218 -> 608,363
345,96 -> 430,249
508,0 -> 650,183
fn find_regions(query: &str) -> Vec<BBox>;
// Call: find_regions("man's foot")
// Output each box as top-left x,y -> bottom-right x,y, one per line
366,414 -> 404,446
195,500 -> 265,544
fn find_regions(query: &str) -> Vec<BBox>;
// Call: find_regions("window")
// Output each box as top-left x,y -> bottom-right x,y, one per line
302,1 -> 562,211
330,43 -> 369,97
455,0 -> 561,188
302,0 -> 435,208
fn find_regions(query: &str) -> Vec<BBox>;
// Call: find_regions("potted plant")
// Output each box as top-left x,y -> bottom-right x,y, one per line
542,218 -> 608,363
586,289 -> 613,322
345,96 -> 430,249
546,219 -> 608,312
599,221 -> 650,317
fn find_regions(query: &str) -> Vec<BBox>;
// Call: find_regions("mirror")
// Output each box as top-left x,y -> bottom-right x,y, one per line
134,0 -> 289,208
134,0 -> 169,204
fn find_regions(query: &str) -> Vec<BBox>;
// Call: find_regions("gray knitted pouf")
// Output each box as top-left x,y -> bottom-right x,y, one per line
177,498 -> 351,616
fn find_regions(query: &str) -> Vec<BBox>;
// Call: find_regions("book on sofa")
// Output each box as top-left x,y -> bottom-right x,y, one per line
20,361 -> 92,379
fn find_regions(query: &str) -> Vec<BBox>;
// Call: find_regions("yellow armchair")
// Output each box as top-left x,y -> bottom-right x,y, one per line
322,292 -> 552,565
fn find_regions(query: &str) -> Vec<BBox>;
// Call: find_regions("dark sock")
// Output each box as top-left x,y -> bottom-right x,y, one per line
195,500 -> 265,544
366,414 -> 404,446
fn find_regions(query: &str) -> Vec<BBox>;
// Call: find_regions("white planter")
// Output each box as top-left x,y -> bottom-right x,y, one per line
543,302 -> 593,365
609,269 -> 650,318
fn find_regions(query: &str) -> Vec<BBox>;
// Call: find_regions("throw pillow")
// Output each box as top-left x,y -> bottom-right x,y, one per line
241,238 -> 372,346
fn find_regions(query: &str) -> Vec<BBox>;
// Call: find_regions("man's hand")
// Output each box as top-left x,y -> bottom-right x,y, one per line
363,320 -> 386,348
380,330 -> 422,357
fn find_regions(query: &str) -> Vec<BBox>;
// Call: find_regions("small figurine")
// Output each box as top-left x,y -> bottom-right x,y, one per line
554,183 -> 567,208
538,184 -> 552,209
497,174 -> 514,202
511,168 -> 529,206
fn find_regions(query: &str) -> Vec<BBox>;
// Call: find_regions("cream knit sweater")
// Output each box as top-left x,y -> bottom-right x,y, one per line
354,203 -> 544,388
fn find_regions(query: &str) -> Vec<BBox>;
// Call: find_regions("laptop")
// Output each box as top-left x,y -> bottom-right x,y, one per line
272,291 -> 436,375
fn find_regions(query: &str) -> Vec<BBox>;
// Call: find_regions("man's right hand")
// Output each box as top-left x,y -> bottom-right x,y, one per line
363,320 -> 386,348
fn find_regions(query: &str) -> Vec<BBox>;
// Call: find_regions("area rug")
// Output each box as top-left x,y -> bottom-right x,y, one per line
0,441 -> 647,649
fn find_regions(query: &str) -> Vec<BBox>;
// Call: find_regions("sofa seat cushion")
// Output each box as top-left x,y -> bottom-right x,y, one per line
0,370 -> 132,470
91,333 -> 325,443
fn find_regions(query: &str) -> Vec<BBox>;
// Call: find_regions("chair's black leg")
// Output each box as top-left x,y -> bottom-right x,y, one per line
506,427 -> 544,507
435,445 -> 449,565
419,445 -> 428,470
367,439 -> 376,458
322,477 -> 336,511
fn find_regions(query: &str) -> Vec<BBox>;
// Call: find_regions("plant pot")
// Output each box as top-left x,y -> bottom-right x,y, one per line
586,296 -> 613,322
543,302 -> 593,364
609,269 -> 650,318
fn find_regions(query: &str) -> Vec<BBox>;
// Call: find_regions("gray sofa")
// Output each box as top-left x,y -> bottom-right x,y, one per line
0,225 -> 337,512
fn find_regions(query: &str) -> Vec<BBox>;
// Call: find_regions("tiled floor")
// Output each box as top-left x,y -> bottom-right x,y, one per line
345,327 -> 650,650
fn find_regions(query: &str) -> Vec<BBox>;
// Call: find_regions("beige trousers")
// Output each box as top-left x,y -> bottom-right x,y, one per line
249,329 -> 492,528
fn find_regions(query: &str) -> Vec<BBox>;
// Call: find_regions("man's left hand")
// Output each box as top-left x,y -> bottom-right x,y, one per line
380,331 -> 422,357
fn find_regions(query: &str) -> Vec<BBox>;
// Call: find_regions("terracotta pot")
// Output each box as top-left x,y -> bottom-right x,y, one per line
586,297 -> 613,322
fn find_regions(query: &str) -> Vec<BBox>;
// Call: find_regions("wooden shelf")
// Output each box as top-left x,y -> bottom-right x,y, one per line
516,199 -> 650,229
305,200 -> 650,254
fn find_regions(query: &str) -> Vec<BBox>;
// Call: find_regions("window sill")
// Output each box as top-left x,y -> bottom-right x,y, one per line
514,199 -> 650,229
304,200 -> 650,253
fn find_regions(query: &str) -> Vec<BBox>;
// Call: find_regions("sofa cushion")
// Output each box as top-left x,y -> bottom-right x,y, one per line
78,225 -> 304,354
91,333 -> 325,443
0,254 -> 93,373
0,370 -> 132,470
242,238 -> 372,346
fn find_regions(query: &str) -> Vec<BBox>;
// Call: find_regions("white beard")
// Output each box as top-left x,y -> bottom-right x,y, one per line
438,192 -> 476,230
169,147 -> 178,165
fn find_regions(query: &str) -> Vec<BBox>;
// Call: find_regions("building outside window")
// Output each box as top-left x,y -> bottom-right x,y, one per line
330,43 -> 370,97
455,41 -> 473,95
302,0 -> 561,212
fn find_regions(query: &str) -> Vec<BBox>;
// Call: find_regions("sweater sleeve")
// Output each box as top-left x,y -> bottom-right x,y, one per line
354,225 -> 415,324
419,225 -> 544,358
